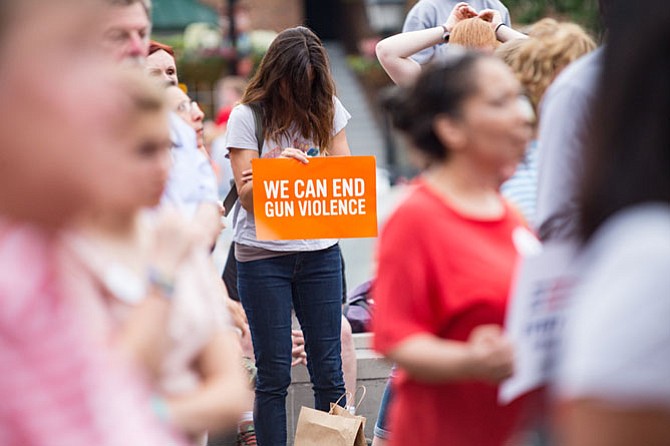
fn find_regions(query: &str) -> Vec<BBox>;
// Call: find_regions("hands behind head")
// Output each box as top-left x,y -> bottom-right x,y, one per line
478,9 -> 503,30
443,3 -> 503,33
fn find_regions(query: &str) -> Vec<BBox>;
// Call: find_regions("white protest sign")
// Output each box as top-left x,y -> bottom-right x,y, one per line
500,241 -> 579,404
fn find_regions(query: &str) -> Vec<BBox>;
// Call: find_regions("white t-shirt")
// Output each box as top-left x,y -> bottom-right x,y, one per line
557,204 -> 670,409
225,97 -> 351,253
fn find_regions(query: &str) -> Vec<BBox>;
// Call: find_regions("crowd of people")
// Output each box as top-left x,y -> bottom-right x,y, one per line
0,0 -> 668,446
370,1 -> 670,446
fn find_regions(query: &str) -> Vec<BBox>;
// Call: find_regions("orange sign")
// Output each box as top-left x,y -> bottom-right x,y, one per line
251,156 -> 378,240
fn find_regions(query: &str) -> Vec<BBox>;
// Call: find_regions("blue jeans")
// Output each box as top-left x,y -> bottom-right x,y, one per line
237,244 -> 345,446
374,369 -> 396,440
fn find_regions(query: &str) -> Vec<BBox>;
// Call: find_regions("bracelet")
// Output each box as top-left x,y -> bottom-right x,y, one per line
150,395 -> 172,423
494,23 -> 505,34
147,266 -> 175,299
440,24 -> 450,42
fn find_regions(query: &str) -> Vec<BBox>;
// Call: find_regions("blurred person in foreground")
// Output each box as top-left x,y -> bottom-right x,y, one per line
147,43 -> 256,444
63,73 -> 248,445
102,10 -> 222,249
372,51 -> 533,446
556,1 -> 670,445
0,1 -> 185,444
496,20 -> 596,226
534,0 -> 617,242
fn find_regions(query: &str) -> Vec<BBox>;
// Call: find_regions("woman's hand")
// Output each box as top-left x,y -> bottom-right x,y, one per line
478,9 -> 503,29
241,169 -> 253,184
226,298 -> 250,338
279,147 -> 309,164
466,324 -> 514,383
291,329 -> 308,366
443,2 -> 478,33
149,209 -> 197,278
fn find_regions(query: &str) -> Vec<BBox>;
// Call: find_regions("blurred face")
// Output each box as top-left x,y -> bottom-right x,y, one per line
166,86 -> 205,148
0,1 -> 138,227
100,2 -> 150,63
146,49 -> 178,86
108,110 -> 172,210
447,58 -> 533,183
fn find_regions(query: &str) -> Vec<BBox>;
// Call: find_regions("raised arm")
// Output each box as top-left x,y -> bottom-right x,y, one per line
478,9 -> 528,43
376,27 -> 439,86
376,2 -> 477,86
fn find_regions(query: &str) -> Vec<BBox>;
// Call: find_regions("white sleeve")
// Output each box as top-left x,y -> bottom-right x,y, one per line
333,96 -> 351,136
225,104 -> 261,152
558,229 -> 670,409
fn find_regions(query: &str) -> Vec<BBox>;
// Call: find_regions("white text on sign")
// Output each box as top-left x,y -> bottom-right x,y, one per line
263,178 -> 367,218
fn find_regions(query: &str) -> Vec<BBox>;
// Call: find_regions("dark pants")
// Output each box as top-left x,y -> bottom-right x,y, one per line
237,244 -> 345,446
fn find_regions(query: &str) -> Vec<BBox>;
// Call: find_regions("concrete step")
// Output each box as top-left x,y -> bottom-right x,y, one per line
353,332 -> 373,350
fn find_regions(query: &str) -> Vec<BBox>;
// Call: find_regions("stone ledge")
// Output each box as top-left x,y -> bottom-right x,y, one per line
290,347 -> 391,383
286,334 -> 393,445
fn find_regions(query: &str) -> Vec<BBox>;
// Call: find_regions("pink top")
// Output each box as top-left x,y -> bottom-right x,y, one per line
0,220 -> 185,446
62,224 -> 230,396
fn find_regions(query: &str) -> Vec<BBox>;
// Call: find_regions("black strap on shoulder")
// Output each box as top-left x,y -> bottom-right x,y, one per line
222,102 -> 264,216
248,102 -> 264,156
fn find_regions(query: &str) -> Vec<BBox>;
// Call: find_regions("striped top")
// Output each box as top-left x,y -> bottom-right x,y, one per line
501,140 -> 539,226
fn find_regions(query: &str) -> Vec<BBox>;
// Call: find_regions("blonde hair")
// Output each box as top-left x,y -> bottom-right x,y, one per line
526,18 -> 561,38
496,21 -> 596,114
450,18 -> 498,52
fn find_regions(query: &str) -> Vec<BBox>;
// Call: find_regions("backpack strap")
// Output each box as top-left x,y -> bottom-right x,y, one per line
248,102 -> 264,156
222,103 -> 264,216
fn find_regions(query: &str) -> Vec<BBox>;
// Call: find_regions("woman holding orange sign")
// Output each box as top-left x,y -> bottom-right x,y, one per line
226,26 -> 351,446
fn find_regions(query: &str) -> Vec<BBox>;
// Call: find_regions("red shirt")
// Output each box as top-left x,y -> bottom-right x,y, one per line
372,181 -> 527,446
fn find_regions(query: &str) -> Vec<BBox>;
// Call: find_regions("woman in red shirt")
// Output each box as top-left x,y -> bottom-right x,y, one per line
372,51 -> 533,446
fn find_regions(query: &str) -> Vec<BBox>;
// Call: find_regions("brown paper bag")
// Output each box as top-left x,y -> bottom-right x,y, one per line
294,389 -> 367,446
329,404 -> 367,446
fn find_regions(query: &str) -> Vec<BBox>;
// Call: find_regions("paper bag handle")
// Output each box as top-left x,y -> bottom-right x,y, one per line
332,385 -> 367,411
333,391 -> 352,409
353,385 -> 367,408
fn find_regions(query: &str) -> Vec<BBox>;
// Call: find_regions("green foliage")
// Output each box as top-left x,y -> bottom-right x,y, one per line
346,55 -> 394,90
506,0 -> 600,33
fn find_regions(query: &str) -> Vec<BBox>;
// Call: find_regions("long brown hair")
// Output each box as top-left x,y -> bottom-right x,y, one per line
242,26 -> 336,151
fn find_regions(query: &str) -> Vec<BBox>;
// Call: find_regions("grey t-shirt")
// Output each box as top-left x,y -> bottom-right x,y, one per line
403,0 -> 511,64
535,48 -> 603,242
225,97 -> 351,257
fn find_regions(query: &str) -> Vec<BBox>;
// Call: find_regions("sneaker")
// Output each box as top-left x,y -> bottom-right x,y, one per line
237,420 -> 257,446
